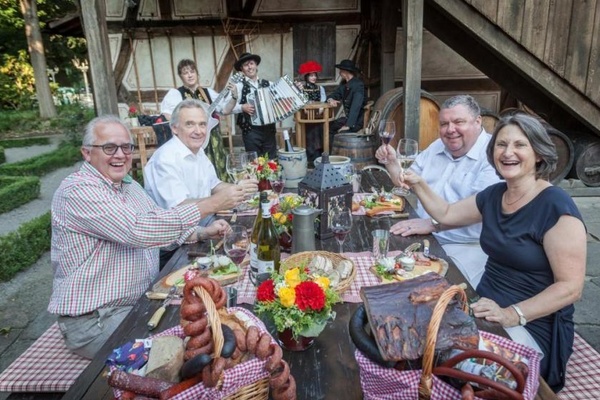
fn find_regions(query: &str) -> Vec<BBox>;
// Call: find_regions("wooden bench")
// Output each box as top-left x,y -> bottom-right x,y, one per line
0,323 -> 90,393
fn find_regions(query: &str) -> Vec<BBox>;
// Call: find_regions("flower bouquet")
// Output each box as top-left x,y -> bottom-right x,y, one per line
128,104 -> 140,118
255,267 -> 340,350
249,154 -> 282,188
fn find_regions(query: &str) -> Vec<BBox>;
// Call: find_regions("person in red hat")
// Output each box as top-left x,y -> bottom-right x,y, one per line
297,60 -> 327,163
326,59 -> 367,151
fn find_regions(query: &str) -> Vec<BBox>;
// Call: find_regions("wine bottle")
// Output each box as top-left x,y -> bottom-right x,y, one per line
256,199 -> 281,277
283,129 -> 294,152
250,191 -> 269,279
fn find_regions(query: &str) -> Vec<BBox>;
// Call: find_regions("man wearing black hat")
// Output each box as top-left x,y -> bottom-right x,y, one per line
326,59 -> 367,151
230,52 -> 278,159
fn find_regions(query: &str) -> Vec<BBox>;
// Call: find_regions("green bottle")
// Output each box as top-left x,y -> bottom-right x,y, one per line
250,191 -> 268,279
256,198 -> 280,276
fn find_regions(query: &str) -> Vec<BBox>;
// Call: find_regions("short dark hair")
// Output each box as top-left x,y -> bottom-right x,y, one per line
440,95 -> 481,118
177,59 -> 197,76
486,113 -> 558,180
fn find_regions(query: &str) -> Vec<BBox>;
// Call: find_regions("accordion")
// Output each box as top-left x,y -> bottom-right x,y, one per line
247,75 -> 308,126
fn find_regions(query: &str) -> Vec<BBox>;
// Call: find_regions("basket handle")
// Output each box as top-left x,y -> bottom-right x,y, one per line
418,284 -> 468,399
433,348 -> 526,400
193,286 -> 224,358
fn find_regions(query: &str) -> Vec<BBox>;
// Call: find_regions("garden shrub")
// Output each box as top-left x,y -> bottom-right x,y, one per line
0,142 -> 81,176
0,146 -> 4,164
0,137 -> 50,148
0,176 -> 40,214
0,212 -> 51,282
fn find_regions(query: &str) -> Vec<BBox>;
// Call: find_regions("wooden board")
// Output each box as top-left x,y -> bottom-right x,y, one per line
370,257 -> 448,283
152,260 -> 246,295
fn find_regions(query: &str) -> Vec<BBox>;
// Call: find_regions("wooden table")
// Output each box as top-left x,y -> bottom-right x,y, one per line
61,170 -> 557,400
294,102 -> 335,151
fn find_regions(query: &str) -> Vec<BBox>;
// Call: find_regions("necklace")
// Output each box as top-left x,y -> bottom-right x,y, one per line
504,186 -> 535,206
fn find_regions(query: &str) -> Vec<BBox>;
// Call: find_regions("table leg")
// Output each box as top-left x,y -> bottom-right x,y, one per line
323,119 -> 330,154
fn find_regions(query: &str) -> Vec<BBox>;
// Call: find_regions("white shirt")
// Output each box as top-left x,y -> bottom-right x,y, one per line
411,129 -> 501,245
144,135 -> 221,209
160,87 -> 229,116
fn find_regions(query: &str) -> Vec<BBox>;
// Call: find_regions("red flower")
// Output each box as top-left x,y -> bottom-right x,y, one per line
257,164 -> 264,172
268,161 -> 278,171
129,105 -> 137,113
257,279 -> 276,302
295,281 -> 326,311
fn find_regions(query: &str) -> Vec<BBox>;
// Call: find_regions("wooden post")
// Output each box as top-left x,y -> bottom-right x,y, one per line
80,0 -> 119,116
402,0 -> 423,142
380,0 -> 397,95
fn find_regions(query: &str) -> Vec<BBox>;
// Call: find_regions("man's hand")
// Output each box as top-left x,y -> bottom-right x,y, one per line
327,98 -> 340,107
236,178 -> 259,197
210,184 -> 247,212
338,126 -> 350,133
201,219 -> 231,240
242,103 -> 255,115
390,218 -> 436,237
375,144 -> 396,163
227,83 -> 238,100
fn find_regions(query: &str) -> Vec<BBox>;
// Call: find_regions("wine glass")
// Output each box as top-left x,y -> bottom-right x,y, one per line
378,121 -> 396,164
223,225 -> 250,286
243,151 -> 259,179
393,138 -> 419,196
330,207 -> 353,254
226,153 -> 247,183
268,170 -> 285,198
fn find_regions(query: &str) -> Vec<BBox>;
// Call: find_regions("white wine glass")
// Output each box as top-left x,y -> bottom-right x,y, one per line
378,121 -> 396,164
226,153 -> 247,183
393,138 -> 419,196
330,207 -> 353,254
243,151 -> 259,179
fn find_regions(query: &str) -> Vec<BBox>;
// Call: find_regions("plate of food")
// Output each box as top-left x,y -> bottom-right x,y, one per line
370,252 -> 448,283
352,191 -> 406,217
152,254 -> 244,294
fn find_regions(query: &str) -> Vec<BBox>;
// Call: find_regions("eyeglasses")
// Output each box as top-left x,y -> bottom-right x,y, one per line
88,143 -> 135,155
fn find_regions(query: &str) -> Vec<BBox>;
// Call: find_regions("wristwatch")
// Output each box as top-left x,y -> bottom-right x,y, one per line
511,304 -> 527,326
430,218 -> 441,232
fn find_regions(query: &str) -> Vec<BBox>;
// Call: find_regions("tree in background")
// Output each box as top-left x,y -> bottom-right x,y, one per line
0,0 -> 86,112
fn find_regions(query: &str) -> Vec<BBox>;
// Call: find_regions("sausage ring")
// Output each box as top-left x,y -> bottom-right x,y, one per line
269,360 -> 290,388
255,332 -> 272,360
272,374 -> 297,400
265,343 -> 283,372
246,326 -> 260,354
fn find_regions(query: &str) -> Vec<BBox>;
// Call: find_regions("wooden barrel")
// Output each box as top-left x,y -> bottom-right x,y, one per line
331,134 -> 378,170
567,132 -> 600,186
480,108 -> 499,134
546,126 -> 574,184
372,88 -> 440,151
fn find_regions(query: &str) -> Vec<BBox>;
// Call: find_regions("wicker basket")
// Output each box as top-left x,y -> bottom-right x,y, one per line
280,250 -> 356,295
355,284 -> 540,400
110,285 -> 274,399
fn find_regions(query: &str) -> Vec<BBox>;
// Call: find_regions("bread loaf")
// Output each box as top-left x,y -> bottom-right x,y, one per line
145,336 -> 185,383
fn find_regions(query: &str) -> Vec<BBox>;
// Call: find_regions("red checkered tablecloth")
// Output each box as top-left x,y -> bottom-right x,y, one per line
0,322 -> 90,393
235,251 -> 400,304
559,332 -> 600,399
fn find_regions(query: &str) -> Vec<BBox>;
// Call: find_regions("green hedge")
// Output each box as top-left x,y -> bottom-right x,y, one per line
0,212 -> 51,282
0,137 -> 50,148
0,142 -> 81,176
0,176 -> 40,214
0,146 -> 4,164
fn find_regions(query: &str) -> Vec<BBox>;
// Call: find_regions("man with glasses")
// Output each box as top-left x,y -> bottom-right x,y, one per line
375,95 -> 501,288
48,115 -> 246,359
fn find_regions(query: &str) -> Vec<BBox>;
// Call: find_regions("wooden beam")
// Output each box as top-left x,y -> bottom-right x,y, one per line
402,0 -> 424,142
380,0 -> 397,95
424,0 -> 600,137
80,0 -> 118,116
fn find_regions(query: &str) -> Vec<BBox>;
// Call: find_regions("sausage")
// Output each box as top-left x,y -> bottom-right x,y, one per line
233,327 -> 247,352
183,316 -> 208,337
269,360 -> 290,388
158,375 -> 203,400
265,343 -> 283,372
108,370 -> 173,397
221,324 -> 237,358
202,357 -> 226,388
246,325 -> 260,354
186,325 -> 212,350
461,383 -> 475,400
180,301 -> 206,321
255,332 -> 272,360
349,305 -> 396,368
272,374 -> 297,400
184,342 -> 214,361
180,353 -> 213,380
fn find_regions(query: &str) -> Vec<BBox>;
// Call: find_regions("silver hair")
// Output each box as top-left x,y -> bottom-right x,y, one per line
82,115 -> 132,146
440,95 -> 481,118
169,99 -> 208,129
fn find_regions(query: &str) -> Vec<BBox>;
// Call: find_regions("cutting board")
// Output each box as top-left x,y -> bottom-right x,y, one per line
370,257 -> 448,283
152,260 -> 246,295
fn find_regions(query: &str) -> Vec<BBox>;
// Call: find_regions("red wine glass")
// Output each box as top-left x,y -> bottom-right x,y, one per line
330,207 -> 353,253
223,225 -> 250,284
378,121 -> 396,164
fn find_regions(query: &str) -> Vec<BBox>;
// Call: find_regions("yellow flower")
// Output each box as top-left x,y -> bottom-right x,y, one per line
273,212 -> 283,221
278,286 -> 296,307
314,276 -> 330,290
284,267 -> 301,288
278,215 -> 287,224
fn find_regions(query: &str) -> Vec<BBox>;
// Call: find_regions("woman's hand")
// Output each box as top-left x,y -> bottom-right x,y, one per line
389,218 -> 436,237
470,297 -> 519,327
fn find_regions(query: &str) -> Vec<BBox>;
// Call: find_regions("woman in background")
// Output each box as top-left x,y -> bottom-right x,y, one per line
296,60 -> 326,164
